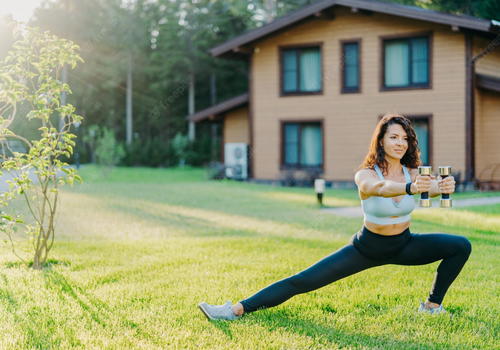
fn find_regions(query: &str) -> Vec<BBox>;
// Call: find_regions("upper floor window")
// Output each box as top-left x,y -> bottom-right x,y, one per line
341,40 -> 361,93
382,33 -> 431,90
281,45 -> 322,95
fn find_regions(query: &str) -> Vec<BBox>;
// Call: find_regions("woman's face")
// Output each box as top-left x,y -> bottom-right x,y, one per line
381,123 -> 408,160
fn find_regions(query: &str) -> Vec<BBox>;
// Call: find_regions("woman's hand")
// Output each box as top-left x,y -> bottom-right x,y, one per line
437,175 -> 455,194
414,174 -> 435,194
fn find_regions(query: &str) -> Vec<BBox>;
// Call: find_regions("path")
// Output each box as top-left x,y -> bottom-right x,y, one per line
321,196 -> 500,217
0,165 -> 82,192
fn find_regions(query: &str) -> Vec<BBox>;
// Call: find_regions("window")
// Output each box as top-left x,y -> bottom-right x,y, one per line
281,45 -> 322,95
341,40 -> 361,93
408,116 -> 432,166
382,33 -> 431,90
282,122 -> 323,167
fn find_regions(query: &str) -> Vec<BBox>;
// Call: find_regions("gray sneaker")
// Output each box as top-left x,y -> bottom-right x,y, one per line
418,302 -> 447,315
198,301 -> 237,321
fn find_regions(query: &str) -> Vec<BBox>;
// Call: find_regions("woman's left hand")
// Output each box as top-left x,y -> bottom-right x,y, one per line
437,175 -> 455,194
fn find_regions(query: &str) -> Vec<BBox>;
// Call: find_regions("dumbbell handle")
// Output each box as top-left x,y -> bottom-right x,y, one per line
418,166 -> 432,207
441,175 -> 450,199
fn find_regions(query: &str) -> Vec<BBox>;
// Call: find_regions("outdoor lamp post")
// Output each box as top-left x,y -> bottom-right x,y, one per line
314,179 -> 325,206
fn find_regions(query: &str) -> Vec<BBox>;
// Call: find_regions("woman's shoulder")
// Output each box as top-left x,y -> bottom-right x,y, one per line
355,167 -> 378,181
356,167 -> 376,175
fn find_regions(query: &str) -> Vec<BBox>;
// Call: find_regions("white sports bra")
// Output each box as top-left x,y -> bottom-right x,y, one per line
361,164 -> 415,225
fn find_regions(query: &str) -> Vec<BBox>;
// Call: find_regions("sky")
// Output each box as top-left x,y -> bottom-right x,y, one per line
0,0 -> 45,23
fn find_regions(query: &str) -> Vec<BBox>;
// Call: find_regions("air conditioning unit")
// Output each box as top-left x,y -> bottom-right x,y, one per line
224,143 -> 248,180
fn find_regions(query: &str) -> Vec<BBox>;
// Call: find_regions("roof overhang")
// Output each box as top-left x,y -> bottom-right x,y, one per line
185,93 -> 249,123
476,74 -> 500,93
209,0 -> 500,59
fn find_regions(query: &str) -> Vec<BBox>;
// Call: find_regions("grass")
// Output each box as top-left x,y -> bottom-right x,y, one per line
0,165 -> 499,349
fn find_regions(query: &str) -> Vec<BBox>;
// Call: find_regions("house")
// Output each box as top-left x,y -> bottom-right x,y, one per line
187,0 -> 500,188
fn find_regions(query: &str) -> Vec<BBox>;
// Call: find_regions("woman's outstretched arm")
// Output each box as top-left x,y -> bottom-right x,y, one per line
355,169 -> 419,198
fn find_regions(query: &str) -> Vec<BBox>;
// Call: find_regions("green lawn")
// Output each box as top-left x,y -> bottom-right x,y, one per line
1,165 -> 499,349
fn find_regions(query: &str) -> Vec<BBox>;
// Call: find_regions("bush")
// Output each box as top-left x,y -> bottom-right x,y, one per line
95,126 -> 125,178
205,161 -> 226,180
120,138 -> 177,168
185,132 -> 212,167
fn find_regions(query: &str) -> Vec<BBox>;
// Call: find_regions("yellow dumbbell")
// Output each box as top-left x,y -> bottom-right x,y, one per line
439,166 -> 452,208
418,166 -> 432,207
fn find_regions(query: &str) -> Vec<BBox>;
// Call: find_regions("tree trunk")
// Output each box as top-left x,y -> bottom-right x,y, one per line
126,3 -> 133,145
265,0 -> 276,23
126,50 -> 133,145
188,72 -> 195,141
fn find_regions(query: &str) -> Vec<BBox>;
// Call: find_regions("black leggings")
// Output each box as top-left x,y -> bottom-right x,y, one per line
240,227 -> 471,313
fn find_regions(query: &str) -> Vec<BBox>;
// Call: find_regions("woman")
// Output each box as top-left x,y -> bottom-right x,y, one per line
198,113 -> 472,321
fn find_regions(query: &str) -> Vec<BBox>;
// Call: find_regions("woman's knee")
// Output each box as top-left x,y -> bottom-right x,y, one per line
455,236 -> 472,257
287,272 -> 312,292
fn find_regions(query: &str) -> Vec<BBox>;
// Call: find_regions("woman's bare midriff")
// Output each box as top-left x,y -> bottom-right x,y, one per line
359,186 -> 412,236
364,219 -> 410,236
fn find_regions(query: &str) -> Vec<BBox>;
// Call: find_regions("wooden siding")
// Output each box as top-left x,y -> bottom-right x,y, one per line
474,36 -> 500,79
475,89 -> 500,180
251,7 -> 466,181
223,106 -> 249,144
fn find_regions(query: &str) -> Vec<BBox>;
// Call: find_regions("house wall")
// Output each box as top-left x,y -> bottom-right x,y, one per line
474,36 -> 500,79
475,89 -> 500,181
223,106 -> 249,144
250,7 -> 467,182
474,35 -> 500,181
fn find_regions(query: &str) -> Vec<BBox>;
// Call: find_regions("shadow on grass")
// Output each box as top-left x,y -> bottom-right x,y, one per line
3,259 -> 71,269
409,218 -> 500,247
0,272 -> 74,348
210,319 -> 234,339
107,203 -> 262,238
42,270 -> 154,342
238,309 -> 460,350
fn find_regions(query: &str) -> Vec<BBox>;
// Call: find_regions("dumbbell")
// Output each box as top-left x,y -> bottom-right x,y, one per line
439,166 -> 452,208
418,166 -> 432,207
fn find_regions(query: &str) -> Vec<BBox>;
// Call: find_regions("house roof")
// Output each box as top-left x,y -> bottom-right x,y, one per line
185,93 -> 249,122
476,74 -> 500,93
209,0 -> 500,58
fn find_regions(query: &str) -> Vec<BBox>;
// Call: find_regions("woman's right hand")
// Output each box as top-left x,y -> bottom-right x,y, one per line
413,174 -> 435,194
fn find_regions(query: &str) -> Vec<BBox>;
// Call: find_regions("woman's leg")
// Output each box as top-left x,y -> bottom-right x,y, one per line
387,233 -> 472,305
239,244 -> 381,313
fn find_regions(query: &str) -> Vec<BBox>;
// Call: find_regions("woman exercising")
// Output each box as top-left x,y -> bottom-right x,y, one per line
199,113 -> 472,321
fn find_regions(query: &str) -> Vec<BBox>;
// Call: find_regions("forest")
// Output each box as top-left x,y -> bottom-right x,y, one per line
0,0 -> 498,167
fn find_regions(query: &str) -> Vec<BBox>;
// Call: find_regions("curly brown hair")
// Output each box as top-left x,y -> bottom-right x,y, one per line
358,113 -> 422,175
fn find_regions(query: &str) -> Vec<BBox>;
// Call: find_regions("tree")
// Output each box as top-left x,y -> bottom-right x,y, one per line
476,0 -> 500,20
84,124 -> 125,178
0,25 -> 83,269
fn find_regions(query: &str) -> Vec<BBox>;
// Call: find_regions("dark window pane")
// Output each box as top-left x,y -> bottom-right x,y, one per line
345,66 -> 358,89
283,50 -> 298,92
413,120 -> 429,165
411,37 -> 428,84
284,123 -> 299,164
344,43 -> 359,89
